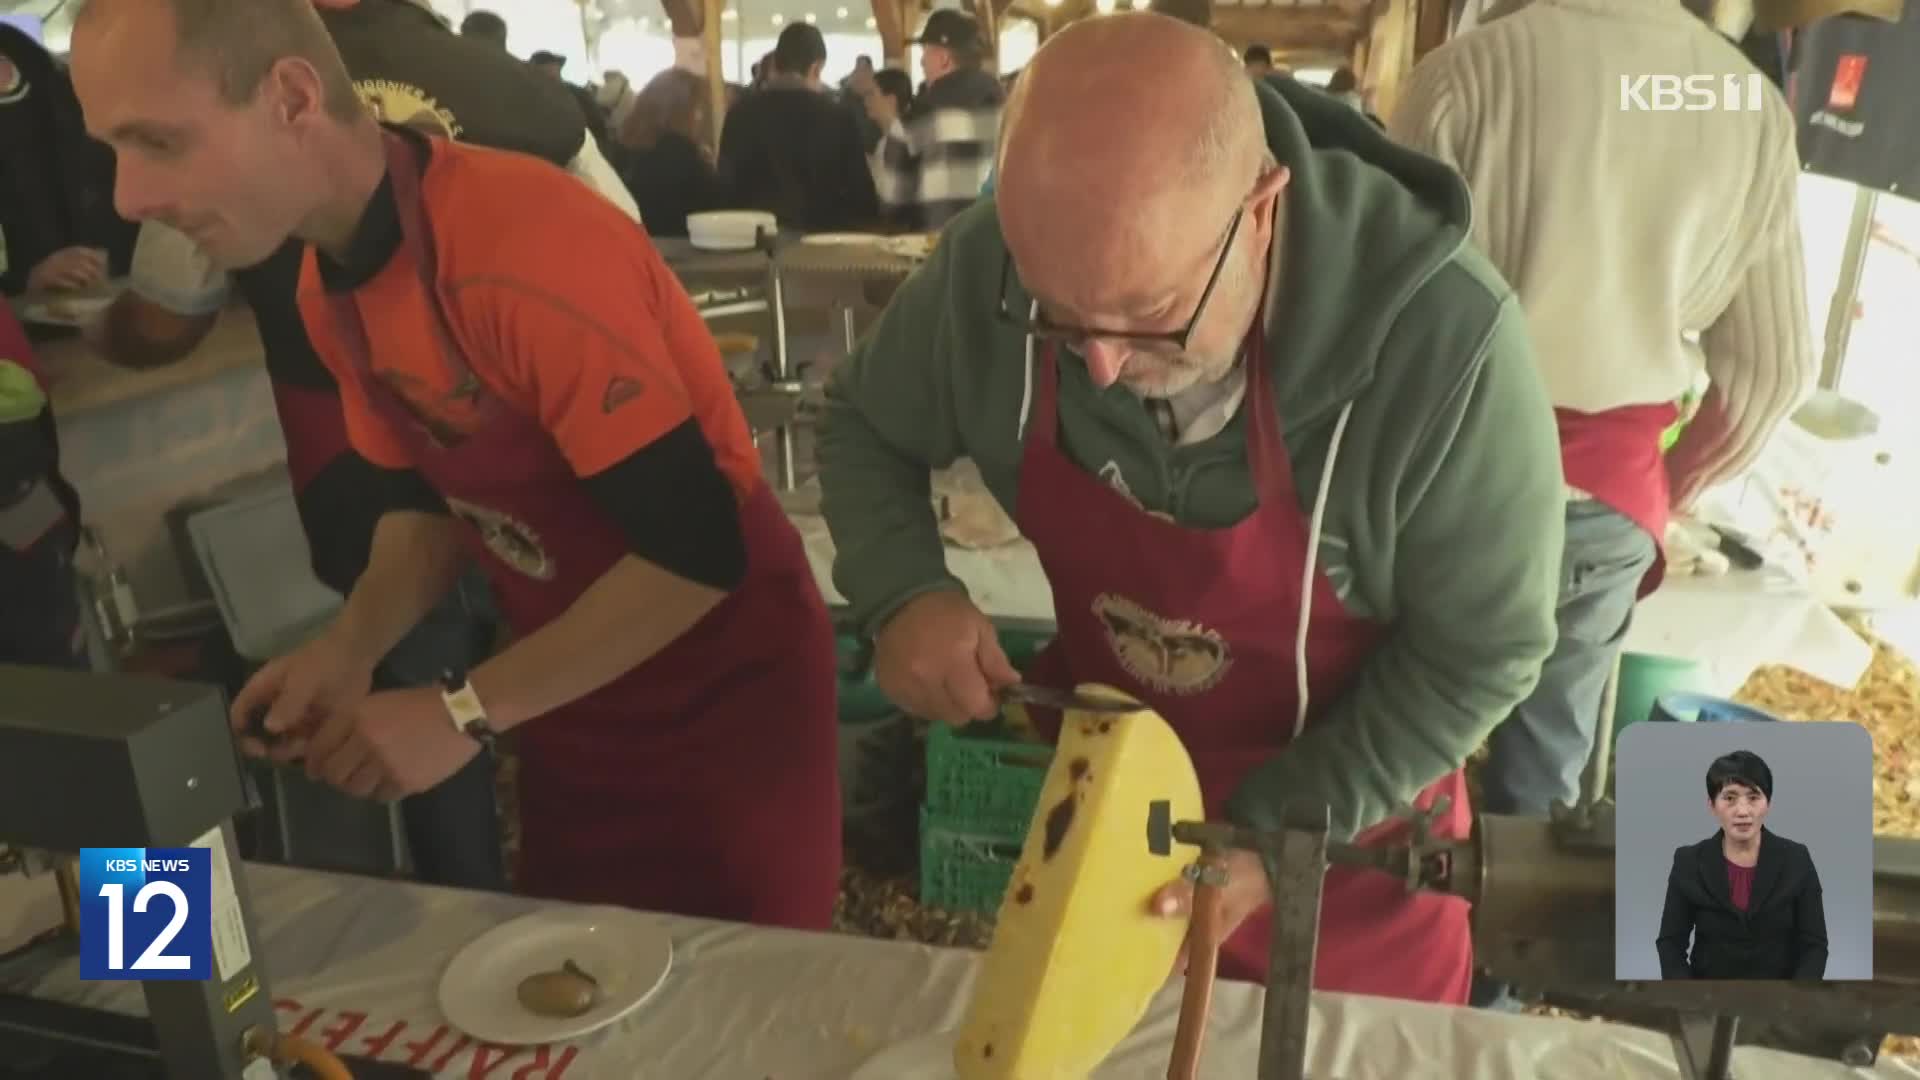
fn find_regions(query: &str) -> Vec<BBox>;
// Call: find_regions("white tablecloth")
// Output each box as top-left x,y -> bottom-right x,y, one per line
0,864 -> 1908,1079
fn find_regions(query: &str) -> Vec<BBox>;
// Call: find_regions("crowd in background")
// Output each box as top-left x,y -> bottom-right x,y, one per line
456,7 -> 1008,236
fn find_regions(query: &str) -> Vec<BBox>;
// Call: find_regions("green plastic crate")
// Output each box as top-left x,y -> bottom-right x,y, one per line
919,806 -> 1024,915
925,722 -> 1052,836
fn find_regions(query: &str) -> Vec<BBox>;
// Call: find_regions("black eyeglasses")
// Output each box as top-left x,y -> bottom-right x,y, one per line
995,207 -> 1245,355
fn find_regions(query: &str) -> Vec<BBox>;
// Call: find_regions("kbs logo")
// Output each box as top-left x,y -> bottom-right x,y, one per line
78,847 -> 212,980
1620,74 -> 1767,112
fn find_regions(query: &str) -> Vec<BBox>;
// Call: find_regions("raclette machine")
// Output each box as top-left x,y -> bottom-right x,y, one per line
0,663 -> 280,1080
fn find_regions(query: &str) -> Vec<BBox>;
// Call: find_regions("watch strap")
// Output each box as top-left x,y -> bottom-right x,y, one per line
439,668 -> 497,751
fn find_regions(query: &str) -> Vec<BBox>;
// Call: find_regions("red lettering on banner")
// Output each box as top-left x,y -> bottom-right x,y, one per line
320,1011 -> 367,1052
359,1019 -> 408,1059
512,1046 -> 580,1078
431,1035 -> 475,1073
402,1024 -> 452,1066
468,1044 -> 518,1077
273,999 -> 304,1016
286,1007 -> 326,1037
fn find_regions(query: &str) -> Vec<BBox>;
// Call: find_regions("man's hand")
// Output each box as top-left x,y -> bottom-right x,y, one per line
1148,849 -> 1273,977
872,589 -> 1019,726
230,627 -> 377,761
303,688 -> 479,801
27,247 -> 109,293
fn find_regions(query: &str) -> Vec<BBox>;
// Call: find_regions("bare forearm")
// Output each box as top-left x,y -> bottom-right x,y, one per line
470,555 -> 726,731
329,511 -> 466,671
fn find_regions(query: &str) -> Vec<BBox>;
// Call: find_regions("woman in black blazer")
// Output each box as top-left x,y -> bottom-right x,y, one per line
1657,750 -> 1828,979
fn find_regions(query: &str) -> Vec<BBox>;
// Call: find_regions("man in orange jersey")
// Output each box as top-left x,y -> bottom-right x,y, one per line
71,0 -> 842,929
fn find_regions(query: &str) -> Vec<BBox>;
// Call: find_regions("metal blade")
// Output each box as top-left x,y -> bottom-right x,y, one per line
998,683 -> 1144,714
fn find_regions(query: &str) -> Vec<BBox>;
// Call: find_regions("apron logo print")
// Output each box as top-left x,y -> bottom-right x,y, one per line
354,79 -> 461,139
601,376 -> 643,414
445,497 -> 556,582
1092,593 -> 1231,696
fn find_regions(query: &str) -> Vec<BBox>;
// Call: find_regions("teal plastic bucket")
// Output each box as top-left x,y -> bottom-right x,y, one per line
1650,694 -> 1783,724
1613,652 -> 1712,743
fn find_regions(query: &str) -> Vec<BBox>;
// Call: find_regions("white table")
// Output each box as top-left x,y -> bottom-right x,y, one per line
0,864 -> 1907,1079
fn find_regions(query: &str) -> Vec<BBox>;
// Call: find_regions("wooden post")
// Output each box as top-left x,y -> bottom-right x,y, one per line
1363,0 -> 1416,120
661,0 -> 726,150
1413,0 -> 1453,60
875,0 -> 909,67
702,0 -> 726,150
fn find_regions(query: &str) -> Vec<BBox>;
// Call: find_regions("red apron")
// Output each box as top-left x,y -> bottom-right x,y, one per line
1555,403 -> 1680,598
1018,333 -> 1473,1001
270,383 -> 353,495
317,132 -> 842,930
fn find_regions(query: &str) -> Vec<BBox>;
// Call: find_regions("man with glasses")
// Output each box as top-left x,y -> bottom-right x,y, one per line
817,13 -> 1565,999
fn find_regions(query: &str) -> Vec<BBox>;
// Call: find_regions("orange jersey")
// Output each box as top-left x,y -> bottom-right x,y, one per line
297,137 -> 761,498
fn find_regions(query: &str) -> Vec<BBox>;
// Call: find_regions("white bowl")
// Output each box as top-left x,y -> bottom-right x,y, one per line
687,210 -> 777,252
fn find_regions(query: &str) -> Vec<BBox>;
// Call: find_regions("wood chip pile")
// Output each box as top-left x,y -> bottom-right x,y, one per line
491,619 -> 1918,1061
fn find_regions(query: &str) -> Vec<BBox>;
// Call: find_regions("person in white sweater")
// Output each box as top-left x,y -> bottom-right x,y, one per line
1388,0 -> 1816,978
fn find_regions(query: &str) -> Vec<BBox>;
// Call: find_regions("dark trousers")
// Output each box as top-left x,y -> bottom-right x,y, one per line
372,571 -> 508,892
1474,500 -> 1658,1008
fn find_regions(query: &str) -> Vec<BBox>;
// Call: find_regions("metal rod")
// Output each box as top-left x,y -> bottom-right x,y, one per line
767,264 -> 796,491
841,305 -> 859,355
1581,652 -> 1622,807
1168,854 -> 1228,1080
1818,185 -> 1877,392
696,299 -> 770,321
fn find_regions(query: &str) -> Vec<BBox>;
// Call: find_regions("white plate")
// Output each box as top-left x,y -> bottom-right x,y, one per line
17,293 -> 116,327
801,232 -> 886,246
848,1031 -> 959,1079
436,906 -> 673,1046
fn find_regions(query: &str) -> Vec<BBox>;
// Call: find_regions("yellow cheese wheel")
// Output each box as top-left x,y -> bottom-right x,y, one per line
953,684 -> 1204,1079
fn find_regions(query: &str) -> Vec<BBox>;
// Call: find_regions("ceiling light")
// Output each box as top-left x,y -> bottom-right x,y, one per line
1094,0 -> 1116,10
721,7 -> 736,17
837,5 -> 849,15
772,12 -> 784,23
804,11 -> 817,22
865,14 -> 876,25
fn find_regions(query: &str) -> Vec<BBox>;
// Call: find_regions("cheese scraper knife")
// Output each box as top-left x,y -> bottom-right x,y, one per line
998,683 -> 1144,714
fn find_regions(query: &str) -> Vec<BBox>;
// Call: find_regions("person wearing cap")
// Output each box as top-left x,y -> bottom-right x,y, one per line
0,303 -> 86,669
528,50 -> 612,147
818,14 -> 1564,997
871,9 -> 1005,231
92,0 -> 641,892
718,23 -> 879,231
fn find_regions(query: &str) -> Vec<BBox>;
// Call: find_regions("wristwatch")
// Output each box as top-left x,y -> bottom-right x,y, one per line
439,668 -> 498,753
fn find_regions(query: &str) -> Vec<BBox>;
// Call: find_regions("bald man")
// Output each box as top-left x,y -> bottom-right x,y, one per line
817,13 -> 1565,1000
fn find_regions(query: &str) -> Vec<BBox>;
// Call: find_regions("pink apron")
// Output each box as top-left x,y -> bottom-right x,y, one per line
1017,325 -> 1473,1001
319,132 -> 842,929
